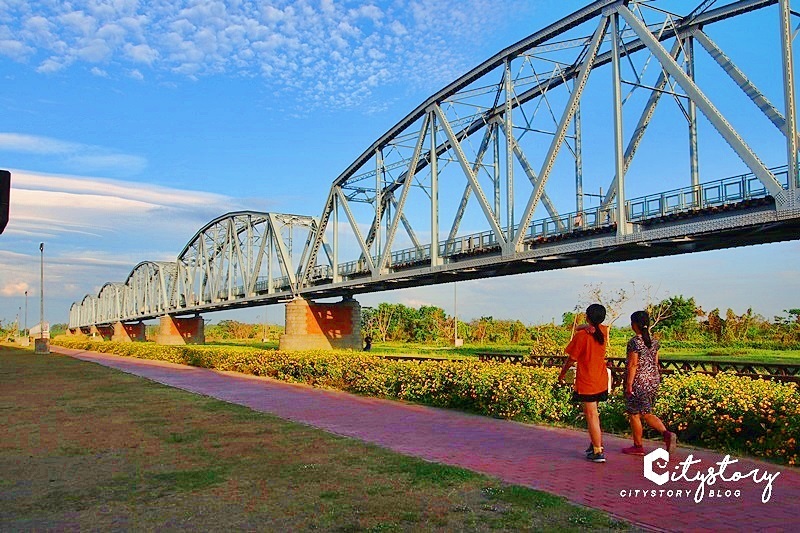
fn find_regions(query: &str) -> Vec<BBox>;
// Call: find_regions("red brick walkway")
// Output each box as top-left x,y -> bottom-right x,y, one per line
54,347 -> 800,532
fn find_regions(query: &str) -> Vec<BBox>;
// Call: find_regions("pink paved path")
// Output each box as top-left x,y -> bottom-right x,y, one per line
55,347 -> 800,532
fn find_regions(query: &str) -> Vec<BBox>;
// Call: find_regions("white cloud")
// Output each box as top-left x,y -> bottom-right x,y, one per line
1,281 -> 31,297
124,42 -> 158,64
10,169 -> 229,211
0,39 -> 34,59
127,68 -> 144,80
0,0 -> 526,111
36,56 -> 69,73
0,133 -> 78,154
0,168 -> 242,321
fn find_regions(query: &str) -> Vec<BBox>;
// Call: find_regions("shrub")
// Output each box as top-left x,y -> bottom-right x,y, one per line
52,337 -> 800,465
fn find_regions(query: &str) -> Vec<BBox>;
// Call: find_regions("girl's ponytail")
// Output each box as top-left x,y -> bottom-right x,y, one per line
631,310 -> 653,348
586,304 -> 607,345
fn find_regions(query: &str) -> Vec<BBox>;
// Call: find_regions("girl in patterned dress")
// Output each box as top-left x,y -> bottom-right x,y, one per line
622,310 -> 677,456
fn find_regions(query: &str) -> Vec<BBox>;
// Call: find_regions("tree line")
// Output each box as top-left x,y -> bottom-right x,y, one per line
362,296 -> 800,348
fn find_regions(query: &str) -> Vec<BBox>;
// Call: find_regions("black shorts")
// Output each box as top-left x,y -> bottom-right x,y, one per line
572,390 -> 609,403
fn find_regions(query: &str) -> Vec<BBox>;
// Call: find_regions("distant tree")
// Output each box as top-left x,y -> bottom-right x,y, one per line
648,295 -> 701,332
412,305 -> 449,342
470,316 -> 493,344
215,320 -> 256,339
577,282 -> 634,325
363,303 -> 412,342
704,309 -> 725,341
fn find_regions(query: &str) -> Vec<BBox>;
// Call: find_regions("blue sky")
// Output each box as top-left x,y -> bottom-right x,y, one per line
0,0 -> 798,328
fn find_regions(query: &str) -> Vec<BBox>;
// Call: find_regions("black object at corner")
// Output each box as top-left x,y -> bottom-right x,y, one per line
0,170 -> 9,234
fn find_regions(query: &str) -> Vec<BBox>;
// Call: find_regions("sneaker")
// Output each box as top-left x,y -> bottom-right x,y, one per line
622,445 -> 645,456
587,450 -> 606,463
663,431 -> 677,454
585,444 -> 593,456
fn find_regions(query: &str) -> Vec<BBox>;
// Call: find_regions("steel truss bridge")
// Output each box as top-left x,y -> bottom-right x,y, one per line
70,0 -> 800,329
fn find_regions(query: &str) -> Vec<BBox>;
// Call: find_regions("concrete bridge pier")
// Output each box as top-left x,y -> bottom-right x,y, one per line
156,315 -> 205,345
90,324 -> 114,341
279,296 -> 363,351
112,321 -> 146,342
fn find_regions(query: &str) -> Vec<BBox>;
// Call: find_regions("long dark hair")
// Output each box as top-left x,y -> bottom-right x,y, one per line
631,310 -> 653,348
586,304 -> 606,345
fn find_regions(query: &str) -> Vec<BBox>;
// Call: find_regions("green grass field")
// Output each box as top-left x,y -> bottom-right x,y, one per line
354,341 -> 800,365
0,345 -> 635,531
202,338 -> 800,365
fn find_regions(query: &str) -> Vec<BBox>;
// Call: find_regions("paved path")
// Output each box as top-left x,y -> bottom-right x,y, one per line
54,347 -> 800,532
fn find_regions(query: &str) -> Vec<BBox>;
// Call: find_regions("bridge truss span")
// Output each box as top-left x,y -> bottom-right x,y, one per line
69,211 -> 325,328
297,0 -> 800,287
69,0 -> 800,330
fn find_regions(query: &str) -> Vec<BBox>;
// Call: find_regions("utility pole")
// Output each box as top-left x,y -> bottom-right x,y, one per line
454,282 -> 462,347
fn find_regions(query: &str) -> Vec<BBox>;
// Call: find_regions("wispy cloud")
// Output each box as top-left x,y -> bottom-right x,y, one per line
0,132 -> 147,175
0,168 -> 241,317
0,133 -> 78,154
0,0 -> 529,111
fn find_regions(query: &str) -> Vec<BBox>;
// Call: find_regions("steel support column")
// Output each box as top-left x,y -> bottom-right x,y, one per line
430,110 -> 440,267
332,194 -> 340,283
375,148 -> 383,257
780,0 -> 799,193
574,80 -> 584,214
504,59 -> 515,243
612,11 -> 629,236
687,36 -> 700,191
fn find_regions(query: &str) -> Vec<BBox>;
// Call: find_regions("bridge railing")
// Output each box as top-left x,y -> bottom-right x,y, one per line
627,167 -> 787,222
309,167 -> 788,286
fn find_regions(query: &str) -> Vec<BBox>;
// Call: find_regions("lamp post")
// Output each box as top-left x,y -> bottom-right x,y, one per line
39,243 -> 43,339
24,290 -> 27,337
35,242 -> 49,354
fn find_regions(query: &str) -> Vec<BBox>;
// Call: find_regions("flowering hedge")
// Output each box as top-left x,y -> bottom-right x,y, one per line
53,338 -> 799,465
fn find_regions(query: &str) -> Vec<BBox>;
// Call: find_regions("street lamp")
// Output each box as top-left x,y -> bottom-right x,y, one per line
35,242 -> 49,354
24,290 -> 27,337
39,243 -> 43,338
454,281 -> 462,347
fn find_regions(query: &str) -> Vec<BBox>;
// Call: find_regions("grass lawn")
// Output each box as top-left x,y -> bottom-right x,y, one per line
365,342 -> 800,365
204,338 -> 800,365
0,345 -> 635,532
657,347 -> 800,364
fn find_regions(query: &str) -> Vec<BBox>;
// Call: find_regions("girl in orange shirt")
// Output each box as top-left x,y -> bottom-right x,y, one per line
557,304 -> 609,463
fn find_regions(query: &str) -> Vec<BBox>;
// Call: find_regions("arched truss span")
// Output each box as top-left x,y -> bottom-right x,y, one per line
69,211 -> 325,327
77,294 -> 96,328
177,210 -> 325,306
96,282 -> 126,324
299,0 -> 799,288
